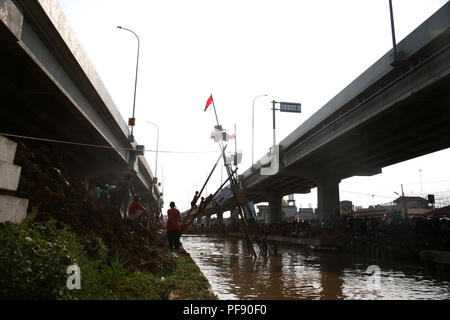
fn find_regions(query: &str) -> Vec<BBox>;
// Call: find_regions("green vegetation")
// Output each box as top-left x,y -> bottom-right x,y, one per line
0,220 -> 216,300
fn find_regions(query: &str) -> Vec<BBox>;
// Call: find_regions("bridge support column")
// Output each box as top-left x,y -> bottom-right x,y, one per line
268,193 -> 283,224
205,215 -> 211,228
217,212 -> 223,225
317,177 -> 341,221
197,217 -> 202,225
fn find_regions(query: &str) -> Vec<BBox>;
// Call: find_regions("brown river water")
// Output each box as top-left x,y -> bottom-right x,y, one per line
181,234 -> 450,300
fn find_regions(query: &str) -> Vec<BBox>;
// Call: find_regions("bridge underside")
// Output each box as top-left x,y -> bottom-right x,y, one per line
0,2 -> 159,207
197,15 -> 450,220
1,28 -> 129,177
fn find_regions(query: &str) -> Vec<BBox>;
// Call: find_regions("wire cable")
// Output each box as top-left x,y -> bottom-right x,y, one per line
0,132 -> 216,154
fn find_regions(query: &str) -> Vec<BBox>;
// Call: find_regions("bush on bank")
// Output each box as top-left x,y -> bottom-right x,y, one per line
0,220 -> 216,300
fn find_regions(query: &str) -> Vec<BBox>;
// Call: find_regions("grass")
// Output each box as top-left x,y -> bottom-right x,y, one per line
0,220 -> 217,300
163,252 -> 217,300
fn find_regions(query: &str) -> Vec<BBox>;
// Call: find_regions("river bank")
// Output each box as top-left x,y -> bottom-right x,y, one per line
0,219 -> 217,300
0,140 -> 216,300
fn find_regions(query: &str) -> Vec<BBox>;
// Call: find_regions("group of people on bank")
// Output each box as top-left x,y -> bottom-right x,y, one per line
91,176 -> 162,230
188,213 -> 450,250
91,176 -> 183,251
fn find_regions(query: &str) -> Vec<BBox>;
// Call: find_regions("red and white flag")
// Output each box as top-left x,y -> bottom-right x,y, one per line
229,133 -> 236,139
204,94 -> 213,111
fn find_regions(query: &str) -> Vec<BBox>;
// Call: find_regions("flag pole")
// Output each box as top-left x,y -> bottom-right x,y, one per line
211,95 -> 220,128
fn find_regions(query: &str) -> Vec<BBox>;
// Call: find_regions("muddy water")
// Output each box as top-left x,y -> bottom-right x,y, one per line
181,234 -> 450,300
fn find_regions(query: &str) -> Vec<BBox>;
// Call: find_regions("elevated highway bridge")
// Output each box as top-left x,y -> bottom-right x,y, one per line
184,2 -> 450,224
0,0 -> 161,208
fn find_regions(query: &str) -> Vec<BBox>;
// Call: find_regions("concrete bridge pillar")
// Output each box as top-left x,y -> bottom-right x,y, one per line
205,215 -> 211,228
197,217 -> 202,225
217,212 -> 223,225
268,193 -> 283,224
317,177 -> 341,221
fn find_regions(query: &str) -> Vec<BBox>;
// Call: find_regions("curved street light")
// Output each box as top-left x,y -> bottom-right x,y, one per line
252,94 -> 268,168
159,164 -> 164,193
147,121 -> 159,180
117,26 -> 140,141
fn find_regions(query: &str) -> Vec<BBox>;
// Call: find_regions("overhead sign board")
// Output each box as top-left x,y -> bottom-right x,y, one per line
280,102 -> 301,113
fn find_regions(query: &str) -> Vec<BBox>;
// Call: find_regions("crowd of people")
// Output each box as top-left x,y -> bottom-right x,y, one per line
89,176 -> 187,251
261,214 -> 450,240
90,176 -> 163,232
188,213 -> 450,250
89,176 -> 450,253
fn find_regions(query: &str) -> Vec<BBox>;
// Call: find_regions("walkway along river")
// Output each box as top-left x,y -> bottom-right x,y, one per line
181,234 -> 450,300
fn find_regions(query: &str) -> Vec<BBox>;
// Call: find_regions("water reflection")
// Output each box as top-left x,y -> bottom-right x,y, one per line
181,235 -> 450,300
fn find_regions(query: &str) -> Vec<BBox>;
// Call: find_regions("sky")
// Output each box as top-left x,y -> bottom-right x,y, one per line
57,0 -> 450,216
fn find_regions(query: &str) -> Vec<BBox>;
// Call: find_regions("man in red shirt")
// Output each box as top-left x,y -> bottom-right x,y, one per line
167,201 -> 182,251
127,196 -> 148,226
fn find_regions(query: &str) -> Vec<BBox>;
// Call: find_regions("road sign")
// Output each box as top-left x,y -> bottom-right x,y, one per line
280,102 -> 301,113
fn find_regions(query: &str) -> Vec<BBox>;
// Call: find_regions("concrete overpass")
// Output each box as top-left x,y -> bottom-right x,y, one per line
0,0 -> 161,207
187,2 -> 450,224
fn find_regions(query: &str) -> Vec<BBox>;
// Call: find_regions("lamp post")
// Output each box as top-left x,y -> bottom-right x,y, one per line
419,169 -> 423,197
158,163 -> 164,211
147,121 -> 159,180
117,26 -> 140,142
252,94 -> 268,168
388,0 -> 398,60
159,164 -> 164,194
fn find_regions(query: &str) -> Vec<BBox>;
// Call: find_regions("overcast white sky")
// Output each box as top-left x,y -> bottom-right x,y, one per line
57,0 -> 450,216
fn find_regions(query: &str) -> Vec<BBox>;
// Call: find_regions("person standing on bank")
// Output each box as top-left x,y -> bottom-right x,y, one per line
167,201 -> 181,251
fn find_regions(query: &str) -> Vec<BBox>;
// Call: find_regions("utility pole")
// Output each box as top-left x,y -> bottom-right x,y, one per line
401,184 -> 408,220
388,0 -> 398,61
117,26 -> 140,141
419,169 -> 423,197
272,100 -> 277,146
252,94 -> 268,167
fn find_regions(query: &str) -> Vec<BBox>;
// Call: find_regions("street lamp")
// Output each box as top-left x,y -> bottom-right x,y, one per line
147,121 -> 159,180
159,164 -> 164,194
117,26 -> 140,142
419,169 -> 423,197
388,0 -> 401,63
252,94 -> 268,168
158,164 -> 164,212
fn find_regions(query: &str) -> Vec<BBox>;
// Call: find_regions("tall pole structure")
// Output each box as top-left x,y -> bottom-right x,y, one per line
401,184 -> 408,220
147,121 -> 159,180
117,26 -> 140,141
388,0 -> 398,60
252,94 -> 267,167
272,100 -> 276,146
419,169 -> 423,197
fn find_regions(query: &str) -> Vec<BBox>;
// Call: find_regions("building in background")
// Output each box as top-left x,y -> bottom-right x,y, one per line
340,200 -> 353,214
394,196 -> 431,216
298,208 -> 316,221
256,204 -> 298,223
354,196 -> 432,218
